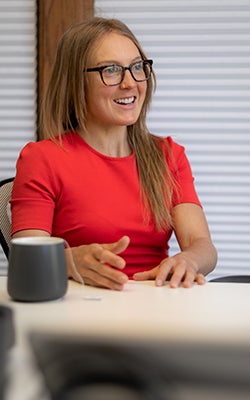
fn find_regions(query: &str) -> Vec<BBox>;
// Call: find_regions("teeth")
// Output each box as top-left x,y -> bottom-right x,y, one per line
115,97 -> 135,104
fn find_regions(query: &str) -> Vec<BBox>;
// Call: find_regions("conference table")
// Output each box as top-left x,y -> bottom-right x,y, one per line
1,276 -> 250,399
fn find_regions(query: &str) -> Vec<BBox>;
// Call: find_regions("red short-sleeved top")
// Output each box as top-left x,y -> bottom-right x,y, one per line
11,132 -> 201,277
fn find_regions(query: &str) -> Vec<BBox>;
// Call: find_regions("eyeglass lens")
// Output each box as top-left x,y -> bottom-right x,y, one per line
102,61 -> 151,86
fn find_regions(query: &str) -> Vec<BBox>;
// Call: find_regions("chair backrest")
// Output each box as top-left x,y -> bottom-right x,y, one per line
0,178 -> 14,259
209,275 -> 250,283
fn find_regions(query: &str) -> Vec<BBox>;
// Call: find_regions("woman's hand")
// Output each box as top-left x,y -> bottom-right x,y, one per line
134,203 -> 217,288
69,235 -> 130,290
133,252 -> 206,288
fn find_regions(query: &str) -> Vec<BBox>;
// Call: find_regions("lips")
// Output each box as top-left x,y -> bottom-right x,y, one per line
114,96 -> 136,105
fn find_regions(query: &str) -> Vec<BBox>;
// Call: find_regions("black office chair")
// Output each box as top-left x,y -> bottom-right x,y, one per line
209,275 -> 250,283
30,331 -> 250,400
0,177 -> 14,260
0,305 -> 15,399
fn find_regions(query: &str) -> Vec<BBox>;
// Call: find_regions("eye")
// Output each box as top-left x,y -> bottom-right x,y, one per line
103,65 -> 121,75
133,61 -> 143,72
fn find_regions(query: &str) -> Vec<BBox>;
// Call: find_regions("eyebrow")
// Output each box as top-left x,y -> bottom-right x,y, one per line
95,56 -> 142,67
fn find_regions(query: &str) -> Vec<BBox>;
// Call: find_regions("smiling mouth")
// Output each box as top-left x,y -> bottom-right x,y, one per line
114,96 -> 136,105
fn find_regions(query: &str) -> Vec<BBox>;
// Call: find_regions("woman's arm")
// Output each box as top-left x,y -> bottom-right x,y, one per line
134,203 -> 217,288
12,230 -> 130,291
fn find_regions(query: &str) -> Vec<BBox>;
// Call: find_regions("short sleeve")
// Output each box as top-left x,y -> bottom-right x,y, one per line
165,137 -> 202,208
10,141 -> 57,235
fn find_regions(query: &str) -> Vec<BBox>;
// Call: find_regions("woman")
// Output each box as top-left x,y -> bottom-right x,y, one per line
11,17 -> 217,290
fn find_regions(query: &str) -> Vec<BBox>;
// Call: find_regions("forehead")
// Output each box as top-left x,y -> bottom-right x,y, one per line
91,32 -> 141,64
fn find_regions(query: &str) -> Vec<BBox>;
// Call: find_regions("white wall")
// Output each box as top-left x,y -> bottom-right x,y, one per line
0,0 -> 36,274
95,0 -> 250,280
1,0 -> 250,279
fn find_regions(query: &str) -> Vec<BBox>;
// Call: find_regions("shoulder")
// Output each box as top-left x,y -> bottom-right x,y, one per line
152,135 -> 193,177
162,136 -> 184,153
20,139 -> 55,158
158,136 -> 186,165
18,131 -> 78,160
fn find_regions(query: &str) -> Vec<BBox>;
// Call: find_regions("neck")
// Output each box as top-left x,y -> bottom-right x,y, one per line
77,126 -> 131,157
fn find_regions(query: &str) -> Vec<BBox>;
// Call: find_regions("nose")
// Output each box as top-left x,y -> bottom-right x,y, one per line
120,69 -> 136,88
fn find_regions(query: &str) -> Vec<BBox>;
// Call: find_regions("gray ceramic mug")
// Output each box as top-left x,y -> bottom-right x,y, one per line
7,237 -> 68,302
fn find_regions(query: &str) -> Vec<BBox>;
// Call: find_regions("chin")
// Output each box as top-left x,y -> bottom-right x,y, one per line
123,116 -> 140,126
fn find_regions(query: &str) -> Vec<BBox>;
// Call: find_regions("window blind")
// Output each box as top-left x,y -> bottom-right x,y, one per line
95,0 -> 250,280
0,0 -> 36,274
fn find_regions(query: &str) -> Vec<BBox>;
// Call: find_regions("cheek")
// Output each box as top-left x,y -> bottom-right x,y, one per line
86,87 -> 115,118
141,82 -> 147,96
138,83 -> 147,106
137,79 -> 147,94
86,74 -> 103,98
87,78 -> 113,102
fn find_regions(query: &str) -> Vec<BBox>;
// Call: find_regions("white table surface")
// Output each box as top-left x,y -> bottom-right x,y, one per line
1,276 -> 250,345
1,276 -> 250,400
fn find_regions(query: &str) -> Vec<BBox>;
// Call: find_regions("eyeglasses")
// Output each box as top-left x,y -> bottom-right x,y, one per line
84,59 -> 153,86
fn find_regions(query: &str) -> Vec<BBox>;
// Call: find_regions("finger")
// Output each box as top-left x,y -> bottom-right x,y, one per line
155,259 -> 176,286
89,243 -> 125,269
95,247 -> 127,269
83,252 -> 128,284
182,269 -> 197,288
179,271 -> 206,288
169,264 -> 187,288
81,259 -> 128,289
84,271 -> 127,291
103,236 -> 130,255
133,267 -> 158,281
195,273 -> 206,285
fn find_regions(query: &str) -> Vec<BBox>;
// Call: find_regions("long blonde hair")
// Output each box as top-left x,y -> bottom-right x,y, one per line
39,17 -> 177,230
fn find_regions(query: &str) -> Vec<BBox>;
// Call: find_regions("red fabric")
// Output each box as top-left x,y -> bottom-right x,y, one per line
11,132 -> 201,277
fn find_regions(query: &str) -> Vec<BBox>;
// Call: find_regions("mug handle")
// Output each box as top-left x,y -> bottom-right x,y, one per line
64,240 -> 84,285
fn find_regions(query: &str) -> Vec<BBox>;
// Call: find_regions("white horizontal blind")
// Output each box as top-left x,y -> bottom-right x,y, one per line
0,0 -> 36,274
95,0 -> 250,280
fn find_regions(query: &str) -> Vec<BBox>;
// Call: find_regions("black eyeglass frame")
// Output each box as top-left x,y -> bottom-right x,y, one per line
84,59 -> 153,86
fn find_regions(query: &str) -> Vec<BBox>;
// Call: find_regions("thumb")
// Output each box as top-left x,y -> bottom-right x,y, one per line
103,235 -> 130,255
